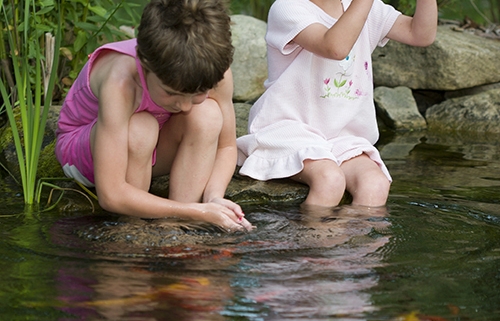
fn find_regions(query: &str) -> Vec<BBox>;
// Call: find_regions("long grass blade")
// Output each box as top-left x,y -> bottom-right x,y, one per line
0,0 -> 61,204
0,5 -> 29,202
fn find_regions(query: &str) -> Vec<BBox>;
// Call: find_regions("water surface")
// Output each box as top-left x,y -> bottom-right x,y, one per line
0,131 -> 499,320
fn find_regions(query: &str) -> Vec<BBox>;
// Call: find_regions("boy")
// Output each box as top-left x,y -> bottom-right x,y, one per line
56,0 -> 253,232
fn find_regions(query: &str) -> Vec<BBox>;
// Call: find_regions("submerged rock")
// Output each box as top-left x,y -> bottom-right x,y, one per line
75,215 -> 229,248
70,205 -> 389,254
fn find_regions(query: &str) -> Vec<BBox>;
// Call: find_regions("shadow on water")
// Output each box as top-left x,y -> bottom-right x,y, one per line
0,130 -> 499,320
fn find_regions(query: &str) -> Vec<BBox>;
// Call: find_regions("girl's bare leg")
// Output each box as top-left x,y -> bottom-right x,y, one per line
153,99 -> 223,202
340,154 -> 391,207
291,159 -> 346,207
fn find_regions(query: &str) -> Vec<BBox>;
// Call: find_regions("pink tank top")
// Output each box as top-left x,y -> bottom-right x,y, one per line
55,39 -> 172,185
56,39 -> 172,135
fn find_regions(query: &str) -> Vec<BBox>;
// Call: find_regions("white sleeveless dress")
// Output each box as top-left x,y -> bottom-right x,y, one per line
237,0 -> 401,181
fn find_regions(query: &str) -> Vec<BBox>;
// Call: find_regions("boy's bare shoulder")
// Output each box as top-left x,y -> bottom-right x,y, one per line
90,52 -> 137,95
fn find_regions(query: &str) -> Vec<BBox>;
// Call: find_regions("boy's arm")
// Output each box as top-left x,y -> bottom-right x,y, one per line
386,0 -> 438,47
91,54 -> 142,213
91,58 -> 250,230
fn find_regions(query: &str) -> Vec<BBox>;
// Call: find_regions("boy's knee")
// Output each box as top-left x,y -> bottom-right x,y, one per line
186,99 -> 223,138
128,112 -> 159,152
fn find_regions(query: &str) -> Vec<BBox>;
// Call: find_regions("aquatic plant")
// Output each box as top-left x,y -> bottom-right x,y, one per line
1,0 -> 141,109
0,0 -> 138,208
0,0 -> 62,206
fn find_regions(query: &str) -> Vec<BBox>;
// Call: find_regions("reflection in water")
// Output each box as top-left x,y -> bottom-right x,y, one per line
229,205 -> 391,320
47,204 -> 392,320
57,264 -> 232,320
51,231 -> 239,320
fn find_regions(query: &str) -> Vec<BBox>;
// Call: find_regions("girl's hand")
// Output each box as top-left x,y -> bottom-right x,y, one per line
197,200 -> 255,232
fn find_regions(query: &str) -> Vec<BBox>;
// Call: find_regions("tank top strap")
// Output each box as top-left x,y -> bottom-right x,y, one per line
134,50 -> 172,125
89,39 -> 172,125
135,56 -> 153,111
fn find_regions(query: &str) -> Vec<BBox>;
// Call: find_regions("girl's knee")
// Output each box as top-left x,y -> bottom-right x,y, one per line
319,167 -> 346,191
300,159 -> 346,191
352,174 -> 391,206
297,160 -> 346,207
369,175 -> 391,199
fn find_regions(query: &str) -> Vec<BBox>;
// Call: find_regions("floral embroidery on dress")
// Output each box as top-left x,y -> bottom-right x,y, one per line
321,78 -> 332,98
320,51 -> 359,100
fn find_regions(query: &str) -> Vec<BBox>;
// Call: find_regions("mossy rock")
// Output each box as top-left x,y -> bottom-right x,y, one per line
0,106 -> 64,183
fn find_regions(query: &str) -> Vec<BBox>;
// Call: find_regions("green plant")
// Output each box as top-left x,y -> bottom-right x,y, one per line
0,0 -> 62,206
1,1 -> 142,106
0,0 -> 141,208
58,0 -> 142,96
467,0 -> 499,24
230,0 -> 275,21
35,177 -> 97,212
387,0 -> 499,24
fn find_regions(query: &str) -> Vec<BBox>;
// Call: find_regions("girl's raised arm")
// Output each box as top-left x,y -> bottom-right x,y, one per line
294,0 -> 375,60
386,0 -> 438,47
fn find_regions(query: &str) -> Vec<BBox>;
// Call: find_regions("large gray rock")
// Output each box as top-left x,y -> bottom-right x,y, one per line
374,86 -> 427,130
230,15 -> 268,102
234,102 -> 251,137
426,88 -> 500,135
373,25 -> 500,90
226,174 -> 309,205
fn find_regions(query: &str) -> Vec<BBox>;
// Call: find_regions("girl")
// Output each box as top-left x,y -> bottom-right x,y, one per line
237,0 -> 437,208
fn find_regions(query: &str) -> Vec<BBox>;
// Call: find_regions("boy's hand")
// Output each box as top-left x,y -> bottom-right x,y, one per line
198,200 -> 255,232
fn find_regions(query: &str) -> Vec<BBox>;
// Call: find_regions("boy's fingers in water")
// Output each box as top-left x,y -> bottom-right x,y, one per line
214,197 -> 244,217
224,216 -> 254,233
238,217 -> 255,231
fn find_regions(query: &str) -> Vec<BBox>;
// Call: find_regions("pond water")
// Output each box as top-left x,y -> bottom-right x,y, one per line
0,131 -> 499,321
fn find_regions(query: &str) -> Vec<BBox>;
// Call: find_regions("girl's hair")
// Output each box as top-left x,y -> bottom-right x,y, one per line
137,0 -> 234,93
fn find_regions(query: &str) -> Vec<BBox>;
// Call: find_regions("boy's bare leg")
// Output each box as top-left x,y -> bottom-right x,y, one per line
153,99 -> 223,202
291,159 -> 346,207
340,154 -> 391,207
125,112 -> 159,191
90,111 -> 159,192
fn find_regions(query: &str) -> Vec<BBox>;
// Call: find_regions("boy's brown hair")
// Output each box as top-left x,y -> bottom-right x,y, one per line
137,0 -> 234,94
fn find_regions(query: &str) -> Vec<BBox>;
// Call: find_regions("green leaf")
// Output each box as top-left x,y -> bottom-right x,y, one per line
36,6 -> 54,15
87,15 -> 107,23
40,0 -> 55,6
74,21 -> 101,31
88,5 -> 108,18
35,23 -> 53,33
73,30 -> 88,52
